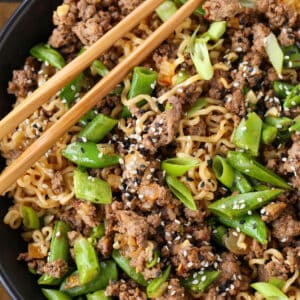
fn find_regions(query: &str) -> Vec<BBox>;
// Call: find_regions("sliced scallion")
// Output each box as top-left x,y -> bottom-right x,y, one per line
162,157 -> 199,176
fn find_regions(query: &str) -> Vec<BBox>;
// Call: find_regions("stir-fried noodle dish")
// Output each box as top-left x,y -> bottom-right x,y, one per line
1,0 -> 300,299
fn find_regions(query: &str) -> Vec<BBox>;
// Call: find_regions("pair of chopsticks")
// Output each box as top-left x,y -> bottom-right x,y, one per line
0,0 -> 203,195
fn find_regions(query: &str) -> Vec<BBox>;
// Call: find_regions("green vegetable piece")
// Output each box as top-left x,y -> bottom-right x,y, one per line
166,175 -> 197,211
155,1 -> 178,22
74,237 -> 100,285
218,213 -> 268,245
147,265 -> 171,298
42,289 -> 71,300
62,141 -> 120,168
91,60 -> 109,77
21,206 -> 40,229
232,112 -> 262,156
112,250 -> 147,286
282,45 -> 300,69
74,169 -> 112,204
146,249 -> 160,269
211,224 -> 227,246
233,171 -> 253,194
176,71 -> 189,85
265,116 -> 293,131
289,116 -> 300,133
207,21 -> 227,41
261,123 -> 278,145
264,33 -> 284,76
87,290 -> 111,300
283,83 -> 300,109
182,270 -> 220,292
78,114 -> 118,143
30,44 -> 65,69
90,223 -> 105,240
273,81 -> 294,99
186,98 -> 208,117
60,261 -> 118,297
79,110 -> 98,127
161,157 -> 199,176
287,52 -> 300,68
175,0 -> 205,15
212,155 -> 235,189
209,189 -> 283,218
269,278 -> 286,290
227,151 -> 291,189
251,282 -> 288,300
239,0 -> 256,8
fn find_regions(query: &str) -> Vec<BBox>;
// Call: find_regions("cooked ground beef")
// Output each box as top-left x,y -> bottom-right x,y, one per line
43,259 -> 68,278
106,280 -> 147,300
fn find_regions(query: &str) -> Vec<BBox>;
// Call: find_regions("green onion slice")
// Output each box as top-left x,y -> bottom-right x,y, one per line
162,157 -> 199,176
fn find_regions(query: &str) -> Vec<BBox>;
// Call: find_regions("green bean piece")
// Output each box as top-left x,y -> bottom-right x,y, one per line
122,67 -> 158,118
282,45 -> 300,69
42,289 -> 71,300
79,110 -> 98,127
211,224 -> 227,246
60,261 -> 118,297
207,21 -> 227,41
212,155 -> 235,189
218,213 -> 268,245
176,70 -> 189,84
62,141 -> 120,168
112,249 -> 147,286
91,60 -> 109,77
161,157 -> 199,176
209,189 -> 283,218
289,116 -> 300,133
233,171 -> 253,194
166,175 -> 197,211
74,237 -> 100,285
273,81 -> 295,98
232,112 -> 262,156
286,52 -> 300,68
251,282 -> 288,300
175,0 -> 206,15
182,270 -> 220,293
146,249 -> 160,269
60,73 -> 85,107
227,151 -> 291,189
265,116 -> 293,131
186,98 -> 208,117
261,123 -> 278,145
78,114 -> 118,143
155,1 -> 178,22
74,169 -> 112,204
87,290 -> 111,300
283,83 -> 300,109
147,265 -> 171,298
21,206 -> 40,229
30,44 -> 65,69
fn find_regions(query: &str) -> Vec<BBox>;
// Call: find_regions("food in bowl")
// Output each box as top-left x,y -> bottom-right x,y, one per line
1,0 -> 300,299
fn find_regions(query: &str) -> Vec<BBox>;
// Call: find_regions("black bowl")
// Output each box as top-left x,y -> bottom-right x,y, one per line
0,1 -> 61,299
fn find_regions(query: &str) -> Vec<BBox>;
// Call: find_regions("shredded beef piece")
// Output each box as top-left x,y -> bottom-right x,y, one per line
225,89 -> 246,117
53,2 -> 77,27
106,280 -> 147,300
252,23 -> 270,55
245,239 -> 265,260
118,0 -> 143,15
142,96 -> 182,154
261,202 -> 286,223
203,0 -> 242,21
96,236 -> 113,258
278,27 -> 295,47
74,200 -> 99,228
272,213 -> 300,243
43,259 -> 68,278
208,70 -> 228,99
51,171 -> 65,194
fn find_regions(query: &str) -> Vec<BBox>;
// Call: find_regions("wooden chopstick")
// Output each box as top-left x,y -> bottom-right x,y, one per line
0,0 -> 203,195
0,0 -> 166,140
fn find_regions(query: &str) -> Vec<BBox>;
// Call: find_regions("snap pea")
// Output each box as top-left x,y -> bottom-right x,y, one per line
176,70 -> 189,85
87,290 -> 111,300
251,282 -> 288,300
42,289 -> 71,300
261,123 -> 278,145
74,237 -> 100,285
212,155 -> 235,189
155,1 -> 178,22
79,110 -> 98,127
147,265 -> 171,298
146,249 -> 160,269
30,44 -> 65,69
175,0 -> 205,15
182,270 -> 220,293
283,83 -> 300,109
208,189 -> 283,218
166,175 -> 197,211
60,260 -> 118,297
90,223 -> 105,240
218,213 -> 268,245
289,116 -> 300,133
62,142 -> 120,168
112,249 -> 147,286
21,206 -> 40,230
211,224 -> 227,246
78,114 -> 118,143
233,171 -> 253,194
269,278 -> 286,290
282,45 -> 300,69
74,169 -> 112,204
227,151 -> 291,189
265,116 -> 293,131
273,81 -> 294,98
161,157 -> 199,176
232,112 -> 262,156
186,98 -> 208,117
207,21 -> 227,41
38,221 -> 70,286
